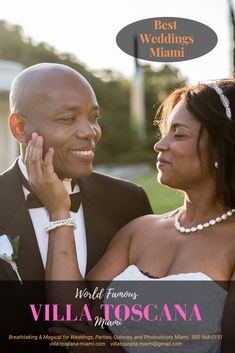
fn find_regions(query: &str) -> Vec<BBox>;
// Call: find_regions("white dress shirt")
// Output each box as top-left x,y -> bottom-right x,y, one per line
18,158 -> 87,277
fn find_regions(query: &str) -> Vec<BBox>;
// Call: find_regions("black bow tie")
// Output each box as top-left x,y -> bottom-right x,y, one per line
26,192 -> 81,212
18,167 -> 81,212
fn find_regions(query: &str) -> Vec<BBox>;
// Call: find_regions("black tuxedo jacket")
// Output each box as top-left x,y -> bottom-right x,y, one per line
0,160 -> 152,352
0,159 -> 152,281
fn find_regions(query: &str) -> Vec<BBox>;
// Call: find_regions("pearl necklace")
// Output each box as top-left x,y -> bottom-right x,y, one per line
175,208 -> 235,234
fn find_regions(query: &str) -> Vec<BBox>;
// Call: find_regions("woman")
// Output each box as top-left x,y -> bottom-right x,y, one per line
25,79 -> 235,352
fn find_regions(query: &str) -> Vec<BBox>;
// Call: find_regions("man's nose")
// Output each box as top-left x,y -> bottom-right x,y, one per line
74,117 -> 96,139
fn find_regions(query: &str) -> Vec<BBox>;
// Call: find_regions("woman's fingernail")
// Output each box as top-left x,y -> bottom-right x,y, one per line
32,132 -> 38,139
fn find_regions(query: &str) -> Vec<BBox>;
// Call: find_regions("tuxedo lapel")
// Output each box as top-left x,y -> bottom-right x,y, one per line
0,161 -> 49,339
0,160 -> 44,281
79,175 -> 117,273
5,202 -> 45,280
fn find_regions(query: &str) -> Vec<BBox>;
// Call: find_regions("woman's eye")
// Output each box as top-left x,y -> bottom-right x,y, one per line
174,133 -> 184,138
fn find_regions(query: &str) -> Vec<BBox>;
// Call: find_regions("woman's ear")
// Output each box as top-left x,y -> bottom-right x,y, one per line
9,113 -> 28,143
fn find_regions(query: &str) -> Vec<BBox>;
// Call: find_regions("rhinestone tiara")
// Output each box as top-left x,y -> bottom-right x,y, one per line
211,83 -> 232,120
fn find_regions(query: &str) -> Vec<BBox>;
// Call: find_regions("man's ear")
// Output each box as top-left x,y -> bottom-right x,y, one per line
9,113 -> 28,143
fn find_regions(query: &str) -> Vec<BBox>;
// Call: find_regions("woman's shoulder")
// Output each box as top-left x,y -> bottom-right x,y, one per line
128,208 -> 179,226
123,208 -> 179,237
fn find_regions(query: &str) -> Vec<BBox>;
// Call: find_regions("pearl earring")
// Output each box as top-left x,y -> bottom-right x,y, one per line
214,161 -> 219,169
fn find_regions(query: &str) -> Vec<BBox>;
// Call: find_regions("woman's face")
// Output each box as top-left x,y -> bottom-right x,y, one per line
154,100 -> 211,190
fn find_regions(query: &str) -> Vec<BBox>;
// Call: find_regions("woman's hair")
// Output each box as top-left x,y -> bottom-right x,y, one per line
155,78 -> 235,207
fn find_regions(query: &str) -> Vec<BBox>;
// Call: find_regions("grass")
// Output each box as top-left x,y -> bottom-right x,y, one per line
132,170 -> 183,214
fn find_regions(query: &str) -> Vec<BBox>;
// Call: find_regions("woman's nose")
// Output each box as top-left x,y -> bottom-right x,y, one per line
154,136 -> 168,152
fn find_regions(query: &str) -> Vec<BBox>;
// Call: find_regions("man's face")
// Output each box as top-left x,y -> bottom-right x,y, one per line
24,73 -> 101,179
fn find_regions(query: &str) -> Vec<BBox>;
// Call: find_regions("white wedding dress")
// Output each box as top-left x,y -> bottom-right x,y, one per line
105,265 -> 227,353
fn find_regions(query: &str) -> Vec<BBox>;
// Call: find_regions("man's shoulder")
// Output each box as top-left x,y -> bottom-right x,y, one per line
85,171 -> 143,192
81,171 -> 152,222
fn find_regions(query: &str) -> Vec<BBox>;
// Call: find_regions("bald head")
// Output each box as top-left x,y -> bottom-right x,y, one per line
9,63 -> 91,117
9,62 -> 101,178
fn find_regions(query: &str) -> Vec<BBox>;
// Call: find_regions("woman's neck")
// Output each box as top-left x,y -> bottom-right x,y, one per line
180,184 -> 226,227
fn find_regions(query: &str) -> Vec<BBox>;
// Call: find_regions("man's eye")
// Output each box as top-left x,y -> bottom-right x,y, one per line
90,115 -> 100,123
59,116 -> 76,121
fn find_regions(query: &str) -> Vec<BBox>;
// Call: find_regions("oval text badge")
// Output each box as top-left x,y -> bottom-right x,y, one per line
116,17 -> 218,62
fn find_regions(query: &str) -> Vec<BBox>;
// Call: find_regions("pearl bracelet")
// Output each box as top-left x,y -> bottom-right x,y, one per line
45,217 -> 76,233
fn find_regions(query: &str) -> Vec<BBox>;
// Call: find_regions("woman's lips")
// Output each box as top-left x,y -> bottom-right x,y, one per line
156,159 -> 170,169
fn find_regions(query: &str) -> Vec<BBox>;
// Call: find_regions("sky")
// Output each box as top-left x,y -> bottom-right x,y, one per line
0,0 -> 234,84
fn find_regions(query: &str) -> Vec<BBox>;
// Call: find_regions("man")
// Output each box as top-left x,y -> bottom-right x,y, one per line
0,63 -> 152,352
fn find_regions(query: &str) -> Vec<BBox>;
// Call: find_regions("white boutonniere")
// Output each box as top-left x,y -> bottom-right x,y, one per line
0,235 -> 22,285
